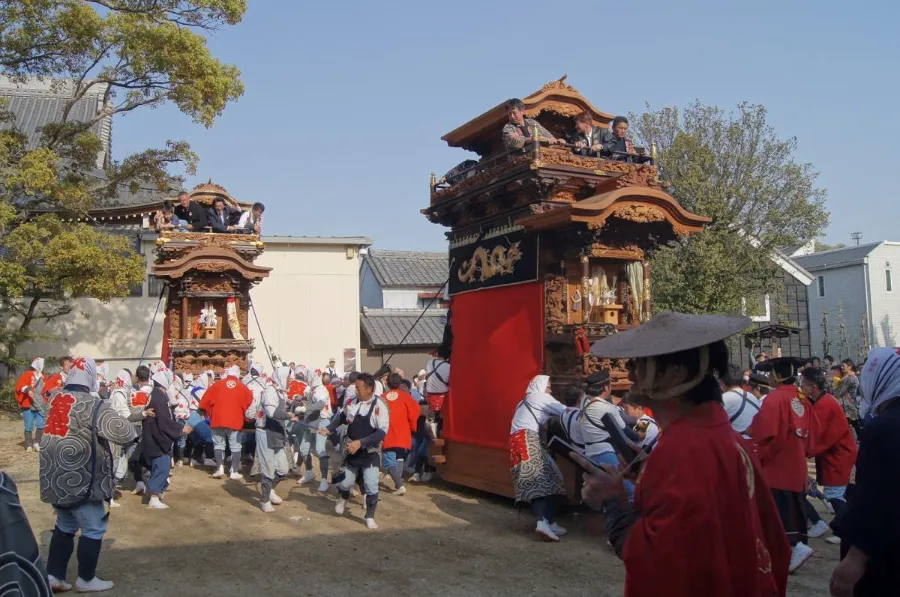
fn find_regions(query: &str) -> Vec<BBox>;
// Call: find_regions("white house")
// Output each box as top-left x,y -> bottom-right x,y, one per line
358,250 -> 448,375
792,241 -> 900,361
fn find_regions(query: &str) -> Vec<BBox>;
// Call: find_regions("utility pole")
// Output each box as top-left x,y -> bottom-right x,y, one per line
851,231 -> 863,246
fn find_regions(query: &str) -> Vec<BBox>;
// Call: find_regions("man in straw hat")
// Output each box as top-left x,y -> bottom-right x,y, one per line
572,312 -> 789,597
749,356 -> 816,573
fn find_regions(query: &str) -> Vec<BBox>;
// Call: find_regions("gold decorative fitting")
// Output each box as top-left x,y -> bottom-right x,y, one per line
458,243 -> 523,283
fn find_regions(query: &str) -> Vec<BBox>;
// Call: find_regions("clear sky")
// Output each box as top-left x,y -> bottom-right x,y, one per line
112,0 -> 898,251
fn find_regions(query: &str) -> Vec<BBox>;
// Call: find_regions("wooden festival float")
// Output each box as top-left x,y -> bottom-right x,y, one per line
423,78 -> 709,499
153,182 -> 271,374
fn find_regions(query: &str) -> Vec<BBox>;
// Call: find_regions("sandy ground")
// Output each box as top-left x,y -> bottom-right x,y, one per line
0,417 -> 836,597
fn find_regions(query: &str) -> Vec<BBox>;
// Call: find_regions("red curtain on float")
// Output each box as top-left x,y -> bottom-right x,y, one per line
161,311 -> 171,366
445,281 -> 544,450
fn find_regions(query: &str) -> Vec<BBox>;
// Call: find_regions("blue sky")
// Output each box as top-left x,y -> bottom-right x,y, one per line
112,0 -> 898,251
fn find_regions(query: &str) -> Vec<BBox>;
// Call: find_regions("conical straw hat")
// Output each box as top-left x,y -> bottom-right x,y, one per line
590,312 -> 750,359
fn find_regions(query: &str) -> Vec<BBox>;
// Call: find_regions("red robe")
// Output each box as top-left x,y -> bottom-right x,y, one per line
199,376 -> 252,430
14,370 -> 44,409
43,373 -> 65,403
623,402 -> 789,597
809,393 -> 857,486
749,385 -> 811,493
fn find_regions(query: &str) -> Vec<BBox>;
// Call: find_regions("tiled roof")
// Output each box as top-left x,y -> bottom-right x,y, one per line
792,242 -> 882,271
360,308 -> 447,348
0,76 -> 111,169
363,249 -> 447,288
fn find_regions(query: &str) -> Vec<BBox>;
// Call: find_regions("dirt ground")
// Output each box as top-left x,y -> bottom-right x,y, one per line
0,417 -> 836,596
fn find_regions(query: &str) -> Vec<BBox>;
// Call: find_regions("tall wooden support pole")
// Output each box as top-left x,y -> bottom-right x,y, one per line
642,261 -> 651,322
181,295 -> 189,339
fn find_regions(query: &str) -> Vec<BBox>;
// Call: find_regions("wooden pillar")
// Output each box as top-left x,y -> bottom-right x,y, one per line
181,295 -> 189,339
642,261 -> 651,322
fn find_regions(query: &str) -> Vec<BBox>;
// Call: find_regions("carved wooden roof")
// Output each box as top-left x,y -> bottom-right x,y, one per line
441,77 -> 615,157
516,186 -> 711,238
188,181 -> 244,209
152,245 -> 272,281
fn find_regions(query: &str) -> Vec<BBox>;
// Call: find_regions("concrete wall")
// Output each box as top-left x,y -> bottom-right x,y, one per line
361,346 -> 434,379
382,288 -> 424,309
249,241 -> 362,374
15,237 -> 365,376
806,264 -> 868,362
867,243 -> 900,347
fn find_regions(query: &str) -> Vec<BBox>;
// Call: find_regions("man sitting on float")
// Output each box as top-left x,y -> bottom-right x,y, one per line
567,111 -> 606,156
600,116 -> 648,163
501,98 -> 566,151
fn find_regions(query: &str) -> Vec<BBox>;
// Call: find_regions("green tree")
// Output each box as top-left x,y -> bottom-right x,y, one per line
630,101 -> 829,315
0,0 -> 246,372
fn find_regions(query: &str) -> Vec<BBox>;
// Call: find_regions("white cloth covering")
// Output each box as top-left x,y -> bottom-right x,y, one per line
510,375 -> 566,434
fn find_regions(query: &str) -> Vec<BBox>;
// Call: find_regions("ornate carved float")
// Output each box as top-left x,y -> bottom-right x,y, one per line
152,182 -> 271,374
425,78 -> 709,499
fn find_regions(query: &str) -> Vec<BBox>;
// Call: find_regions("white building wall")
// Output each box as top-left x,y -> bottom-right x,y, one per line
249,241 -> 362,373
359,261 -> 384,309
382,289 -> 422,309
805,264 -> 868,361
866,243 -> 900,347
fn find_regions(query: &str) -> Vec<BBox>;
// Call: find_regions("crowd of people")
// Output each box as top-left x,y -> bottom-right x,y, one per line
154,191 -> 265,235
10,351 -> 450,593
508,312 -> 897,597
8,324 -> 896,596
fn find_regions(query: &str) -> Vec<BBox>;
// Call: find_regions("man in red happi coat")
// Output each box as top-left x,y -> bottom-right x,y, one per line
800,368 -> 857,518
749,356 -> 815,573
577,312 -> 790,597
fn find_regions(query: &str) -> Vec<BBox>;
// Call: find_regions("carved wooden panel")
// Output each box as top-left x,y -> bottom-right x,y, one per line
544,275 -> 567,335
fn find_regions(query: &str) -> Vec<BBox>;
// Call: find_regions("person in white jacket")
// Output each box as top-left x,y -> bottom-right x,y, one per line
509,375 -> 567,542
108,369 -> 154,506
296,373 -> 333,492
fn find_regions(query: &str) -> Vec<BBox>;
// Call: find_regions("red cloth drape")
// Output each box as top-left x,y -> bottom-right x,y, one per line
161,311 -> 171,367
446,282 -> 544,450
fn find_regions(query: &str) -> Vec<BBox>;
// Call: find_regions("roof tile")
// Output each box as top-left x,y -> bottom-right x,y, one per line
364,250 -> 447,288
360,308 -> 447,348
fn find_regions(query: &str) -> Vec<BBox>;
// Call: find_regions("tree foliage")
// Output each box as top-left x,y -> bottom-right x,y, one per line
0,0 -> 245,371
630,101 -> 829,315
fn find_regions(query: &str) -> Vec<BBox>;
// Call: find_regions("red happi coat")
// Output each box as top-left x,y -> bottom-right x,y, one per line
288,380 -> 307,400
809,393 -> 857,487
14,370 -> 44,409
749,384 -> 811,493
43,373 -> 65,403
623,402 -> 789,597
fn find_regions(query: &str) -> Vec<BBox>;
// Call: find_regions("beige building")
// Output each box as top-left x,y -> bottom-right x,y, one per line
17,234 -> 372,375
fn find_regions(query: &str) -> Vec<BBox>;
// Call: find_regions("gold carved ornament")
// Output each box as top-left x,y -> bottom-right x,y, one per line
457,242 -> 523,284
611,204 -> 667,224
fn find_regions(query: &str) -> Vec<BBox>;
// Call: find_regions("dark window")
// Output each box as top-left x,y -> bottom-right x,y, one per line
147,275 -> 166,297
887,269 -> 893,292
817,276 -> 825,298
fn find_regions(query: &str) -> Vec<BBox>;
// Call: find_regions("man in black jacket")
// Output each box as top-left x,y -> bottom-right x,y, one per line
142,365 -> 183,510
207,197 -> 236,233
172,192 -> 207,231
568,111 -> 608,156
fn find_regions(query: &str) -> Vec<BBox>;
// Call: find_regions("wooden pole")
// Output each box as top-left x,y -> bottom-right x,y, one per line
642,261 -> 651,322
181,295 -> 188,339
